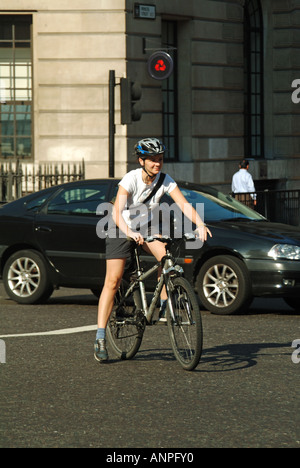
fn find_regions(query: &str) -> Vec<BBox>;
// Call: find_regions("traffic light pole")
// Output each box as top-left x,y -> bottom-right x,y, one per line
108,70 -> 115,178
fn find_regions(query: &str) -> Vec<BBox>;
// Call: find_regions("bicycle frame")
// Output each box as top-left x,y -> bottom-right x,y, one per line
118,242 -> 183,324
108,234 -> 203,371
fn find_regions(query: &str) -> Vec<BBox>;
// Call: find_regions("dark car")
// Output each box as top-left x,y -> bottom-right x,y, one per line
0,178 -> 300,315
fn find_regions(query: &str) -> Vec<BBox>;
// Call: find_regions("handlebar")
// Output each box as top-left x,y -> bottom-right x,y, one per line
146,233 -> 198,243
127,233 -> 198,243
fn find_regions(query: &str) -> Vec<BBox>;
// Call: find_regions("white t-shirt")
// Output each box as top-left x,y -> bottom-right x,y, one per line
119,168 -> 177,232
232,169 -> 256,200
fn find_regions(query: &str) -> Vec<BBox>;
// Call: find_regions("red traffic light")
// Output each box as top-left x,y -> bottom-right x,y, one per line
147,51 -> 173,80
155,59 -> 166,72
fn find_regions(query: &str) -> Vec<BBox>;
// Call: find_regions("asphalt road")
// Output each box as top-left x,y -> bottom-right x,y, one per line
0,283 -> 299,449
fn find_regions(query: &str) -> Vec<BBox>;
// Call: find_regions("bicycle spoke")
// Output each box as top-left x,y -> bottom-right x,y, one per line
106,279 -> 145,360
167,277 -> 202,371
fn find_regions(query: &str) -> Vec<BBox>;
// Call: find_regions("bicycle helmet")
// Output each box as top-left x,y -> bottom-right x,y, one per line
135,138 -> 165,159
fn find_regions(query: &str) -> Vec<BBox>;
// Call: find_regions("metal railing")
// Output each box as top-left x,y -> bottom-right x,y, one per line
0,159 -> 85,204
234,189 -> 300,227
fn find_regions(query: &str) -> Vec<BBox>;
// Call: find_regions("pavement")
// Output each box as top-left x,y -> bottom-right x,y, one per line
0,284 -> 300,449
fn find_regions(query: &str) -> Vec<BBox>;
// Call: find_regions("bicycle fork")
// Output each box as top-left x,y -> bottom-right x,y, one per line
166,277 -> 195,326
165,277 -> 176,323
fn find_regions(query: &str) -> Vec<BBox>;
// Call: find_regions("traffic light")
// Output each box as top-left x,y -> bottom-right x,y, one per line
120,78 -> 142,124
147,51 -> 174,80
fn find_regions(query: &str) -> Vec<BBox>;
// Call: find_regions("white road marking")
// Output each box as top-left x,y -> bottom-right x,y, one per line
0,324 -> 97,338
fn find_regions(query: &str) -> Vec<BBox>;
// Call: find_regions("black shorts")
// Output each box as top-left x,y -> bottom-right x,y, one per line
105,223 -> 154,260
105,236 -> 135,260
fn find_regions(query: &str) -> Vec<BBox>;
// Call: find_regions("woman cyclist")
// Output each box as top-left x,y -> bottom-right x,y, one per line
94,138 -> 212,362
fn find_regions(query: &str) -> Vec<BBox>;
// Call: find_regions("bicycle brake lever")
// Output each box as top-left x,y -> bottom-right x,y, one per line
184,233 -> 197,241
144,236 -> 155,243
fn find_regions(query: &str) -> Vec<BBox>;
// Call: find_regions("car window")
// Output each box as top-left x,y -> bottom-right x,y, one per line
25,193 -> 49,212
47,184 -> 109,216
110,183 -> 119,201
163,186 -> 265,222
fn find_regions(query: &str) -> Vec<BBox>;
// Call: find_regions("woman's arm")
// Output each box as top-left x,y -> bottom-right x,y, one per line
169,186 -> 212,242
112,186 -> 144,244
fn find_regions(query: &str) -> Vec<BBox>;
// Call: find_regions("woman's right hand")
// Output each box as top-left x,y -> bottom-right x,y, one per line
128,230 -> 144,245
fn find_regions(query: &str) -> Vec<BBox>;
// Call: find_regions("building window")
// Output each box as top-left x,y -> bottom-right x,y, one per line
162,21 -> 178,161
244,0 -> 264,158
0,15 -> 32,160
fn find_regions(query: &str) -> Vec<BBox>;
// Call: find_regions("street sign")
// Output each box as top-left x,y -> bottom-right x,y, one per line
134,3 -> 156,19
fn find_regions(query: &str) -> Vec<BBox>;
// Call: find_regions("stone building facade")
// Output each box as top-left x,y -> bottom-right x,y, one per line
0,0 -> 299,192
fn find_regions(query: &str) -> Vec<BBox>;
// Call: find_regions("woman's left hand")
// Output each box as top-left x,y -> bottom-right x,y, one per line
195,224 -> 212,242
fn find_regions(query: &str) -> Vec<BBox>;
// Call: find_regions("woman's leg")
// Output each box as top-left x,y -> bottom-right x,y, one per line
95,258 -> 127,362
143,240 -> 168,300
97,258 -> 127,329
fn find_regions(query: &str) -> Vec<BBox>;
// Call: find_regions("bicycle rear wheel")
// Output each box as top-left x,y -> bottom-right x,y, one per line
106,280 -> 145,360
167,277 -> 203,371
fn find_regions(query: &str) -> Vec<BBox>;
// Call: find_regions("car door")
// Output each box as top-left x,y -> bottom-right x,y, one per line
33,181 -> 112,285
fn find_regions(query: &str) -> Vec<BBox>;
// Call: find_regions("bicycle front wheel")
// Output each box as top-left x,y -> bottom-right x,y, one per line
167,277 -> 203,371
106,280 -> 145,360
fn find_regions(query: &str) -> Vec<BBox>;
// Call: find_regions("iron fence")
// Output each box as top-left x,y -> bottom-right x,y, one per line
234,189 -> 300,227
0,159 -> 85,204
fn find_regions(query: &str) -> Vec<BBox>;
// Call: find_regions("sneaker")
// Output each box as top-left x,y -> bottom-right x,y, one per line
158,316 -> 167,323
158,309 -> 167,323
158,300 -> 167,323
94,339 -> 108,362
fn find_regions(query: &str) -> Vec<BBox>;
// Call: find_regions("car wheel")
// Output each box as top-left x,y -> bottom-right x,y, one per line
283,297 -> 300,312
196,255 -> 252,315
3,250 -> 53,304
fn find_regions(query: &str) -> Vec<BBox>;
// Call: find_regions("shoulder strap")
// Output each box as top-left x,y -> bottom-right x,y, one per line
110,172 -> 166,206
142,172 -> 166,204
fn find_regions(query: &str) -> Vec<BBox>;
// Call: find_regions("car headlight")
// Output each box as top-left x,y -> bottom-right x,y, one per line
268,244 -> 300,260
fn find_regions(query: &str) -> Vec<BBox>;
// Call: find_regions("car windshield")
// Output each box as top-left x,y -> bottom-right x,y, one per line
176,186 -> 266,222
